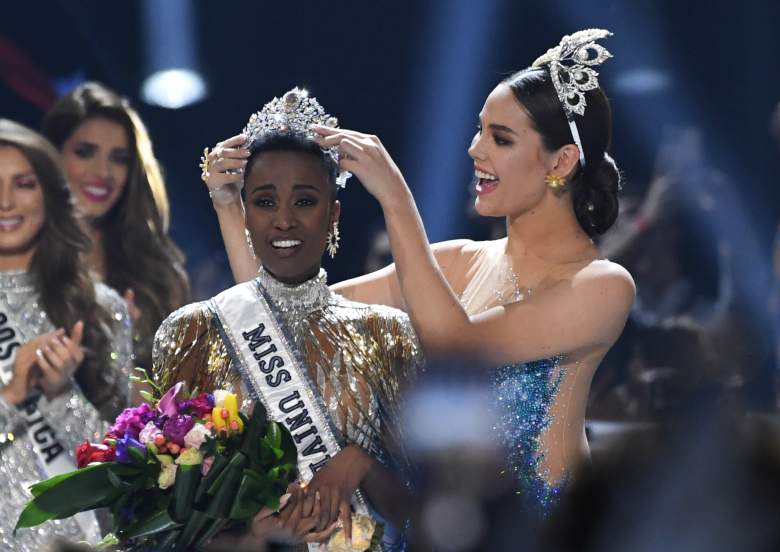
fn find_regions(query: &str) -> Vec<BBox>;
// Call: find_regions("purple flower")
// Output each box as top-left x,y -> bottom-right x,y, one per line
158,382 -> 184,417
188,393 -> 216,418
115,431 -> 146,464
163,414 -> 195,446
111,403 -> 154,439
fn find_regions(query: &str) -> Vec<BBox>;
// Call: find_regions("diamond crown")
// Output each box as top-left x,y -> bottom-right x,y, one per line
242,87 -> 350,187
532,28 -> 613,117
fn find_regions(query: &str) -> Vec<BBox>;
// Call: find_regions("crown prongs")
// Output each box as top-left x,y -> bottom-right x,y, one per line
535,29 -> 613,118
241,86 -> 351,188
574,43 -> 613,66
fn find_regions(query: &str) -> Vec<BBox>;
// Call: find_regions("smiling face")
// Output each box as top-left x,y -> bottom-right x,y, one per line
0,146 -> 46,268
244,150 -> 339,285
468,84 -> 559,218
60,116 -> 131,219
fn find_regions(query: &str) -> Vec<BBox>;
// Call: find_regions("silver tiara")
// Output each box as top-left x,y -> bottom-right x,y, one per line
242,87 -> 351,187
532,29 -> 613,168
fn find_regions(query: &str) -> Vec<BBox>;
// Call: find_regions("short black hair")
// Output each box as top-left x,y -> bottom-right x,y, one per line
245,131 -> 338,199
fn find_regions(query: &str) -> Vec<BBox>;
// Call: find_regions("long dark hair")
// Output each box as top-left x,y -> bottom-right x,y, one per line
42,82 -> 189,367
0,119 -> 117,409
504,68 -> 621,236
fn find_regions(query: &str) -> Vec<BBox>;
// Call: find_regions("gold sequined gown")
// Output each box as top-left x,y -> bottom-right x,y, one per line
152,268 -> 422,550
0,270 -> 134,551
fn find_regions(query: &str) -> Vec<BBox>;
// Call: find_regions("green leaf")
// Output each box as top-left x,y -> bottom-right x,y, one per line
240,403 -> 268,467
207,452 -> 246,496
194,517 -> 230,549
139,389 -> 155,402
228,470 -> 271,520
174,509 -> 211,551
122,509 -> 181,540
205,454 -> 248,519
267,421 -> 282,449
194,455 -> 229,506
279,424 -> 297,468
128,446 -> 147,467
16,463 -> 134,530
171,464 -> 201,523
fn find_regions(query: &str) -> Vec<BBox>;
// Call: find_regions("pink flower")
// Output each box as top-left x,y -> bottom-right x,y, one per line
158,382 -> 184,417
139,421 -> 163,445
201,456 -> 215,476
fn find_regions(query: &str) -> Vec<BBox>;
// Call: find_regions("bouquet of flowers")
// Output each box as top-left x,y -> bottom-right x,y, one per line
15,372 -> 297,551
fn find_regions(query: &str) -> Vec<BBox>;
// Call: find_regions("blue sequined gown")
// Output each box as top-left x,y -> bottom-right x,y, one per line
458,240 -> 584,515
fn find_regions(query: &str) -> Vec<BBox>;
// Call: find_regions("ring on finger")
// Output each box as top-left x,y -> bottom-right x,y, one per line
199,147 -> 211,182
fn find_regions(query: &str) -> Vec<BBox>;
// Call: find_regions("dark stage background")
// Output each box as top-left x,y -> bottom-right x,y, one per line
2,0 -> 778,298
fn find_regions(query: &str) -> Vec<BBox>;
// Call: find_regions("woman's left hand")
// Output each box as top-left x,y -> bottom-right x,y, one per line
311,125 -> 408,206
304,444 -> 374,541
36,321 -> 85,400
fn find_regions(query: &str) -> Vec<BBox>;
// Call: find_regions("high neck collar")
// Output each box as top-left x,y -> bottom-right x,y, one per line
255,268 -> 331,313
0,269 -> 35,292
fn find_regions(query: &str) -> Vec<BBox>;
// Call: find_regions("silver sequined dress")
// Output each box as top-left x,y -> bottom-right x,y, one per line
153,268 -> 422,551
0,270 -> 133,551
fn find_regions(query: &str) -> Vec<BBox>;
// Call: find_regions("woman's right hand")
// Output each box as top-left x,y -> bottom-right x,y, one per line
202,134 -> 250,206
204,483 -> 339,551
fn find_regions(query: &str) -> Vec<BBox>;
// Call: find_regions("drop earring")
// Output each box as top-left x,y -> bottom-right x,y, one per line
326,222 -> 340,258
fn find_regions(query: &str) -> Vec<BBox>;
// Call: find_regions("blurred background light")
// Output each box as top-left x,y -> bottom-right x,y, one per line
141,68 -> 206,109
613,67 -> 672,95
140,0 -> 206,109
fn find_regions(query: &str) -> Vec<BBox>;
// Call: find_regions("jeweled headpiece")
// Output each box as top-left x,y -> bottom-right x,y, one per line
532,29 -> 613,168
242,87 -> 351,187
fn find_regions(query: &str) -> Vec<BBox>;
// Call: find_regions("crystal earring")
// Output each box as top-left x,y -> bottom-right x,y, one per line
545,174 -> 567,189
326,222 -> 340,258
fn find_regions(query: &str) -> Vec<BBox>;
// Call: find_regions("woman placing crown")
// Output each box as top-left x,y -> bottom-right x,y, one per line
161,88 -> 421,550
204,30 -> 634,516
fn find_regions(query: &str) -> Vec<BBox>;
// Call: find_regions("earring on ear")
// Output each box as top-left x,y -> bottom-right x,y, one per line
326,221 -> 340,258
544,174 -> 567,189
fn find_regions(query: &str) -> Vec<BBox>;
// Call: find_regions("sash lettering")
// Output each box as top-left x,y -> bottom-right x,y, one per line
0,309 -> 100,541
211,279 -> 371,551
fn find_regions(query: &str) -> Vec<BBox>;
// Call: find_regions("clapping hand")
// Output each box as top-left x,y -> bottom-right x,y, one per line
0,322 -> 85,405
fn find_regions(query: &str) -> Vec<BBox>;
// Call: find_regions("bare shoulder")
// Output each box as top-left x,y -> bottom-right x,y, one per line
431,239 -> 476,259
571,259 -> 635,310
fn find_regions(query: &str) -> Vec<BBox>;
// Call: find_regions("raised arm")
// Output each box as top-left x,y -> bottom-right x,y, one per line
332,240 -> 470,309
313,126 -> 634,364
201,135 -> 261,283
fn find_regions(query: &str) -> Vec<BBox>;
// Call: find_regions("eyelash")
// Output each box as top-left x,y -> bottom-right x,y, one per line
16,179 -> 37,189
74,148 -> 130,165
74,147 -> 95,159
252,198 -> 318,208
476,124 -> 512,146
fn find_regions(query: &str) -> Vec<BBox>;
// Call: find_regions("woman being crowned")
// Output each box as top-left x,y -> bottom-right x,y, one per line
153,88 -> 421,551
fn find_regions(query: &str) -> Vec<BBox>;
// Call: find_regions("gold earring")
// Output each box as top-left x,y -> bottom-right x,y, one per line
545,174 -> 567,189
326,222 -> 340,258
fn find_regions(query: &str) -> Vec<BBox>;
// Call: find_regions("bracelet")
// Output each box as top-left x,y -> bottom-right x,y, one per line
208,184 -> 241,206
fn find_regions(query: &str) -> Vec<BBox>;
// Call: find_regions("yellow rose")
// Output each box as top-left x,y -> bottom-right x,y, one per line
158,462 -> 178,490
175,447 -> 203,466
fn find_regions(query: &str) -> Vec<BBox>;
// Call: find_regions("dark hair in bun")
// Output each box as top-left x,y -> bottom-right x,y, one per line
503,67 -> 622,236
